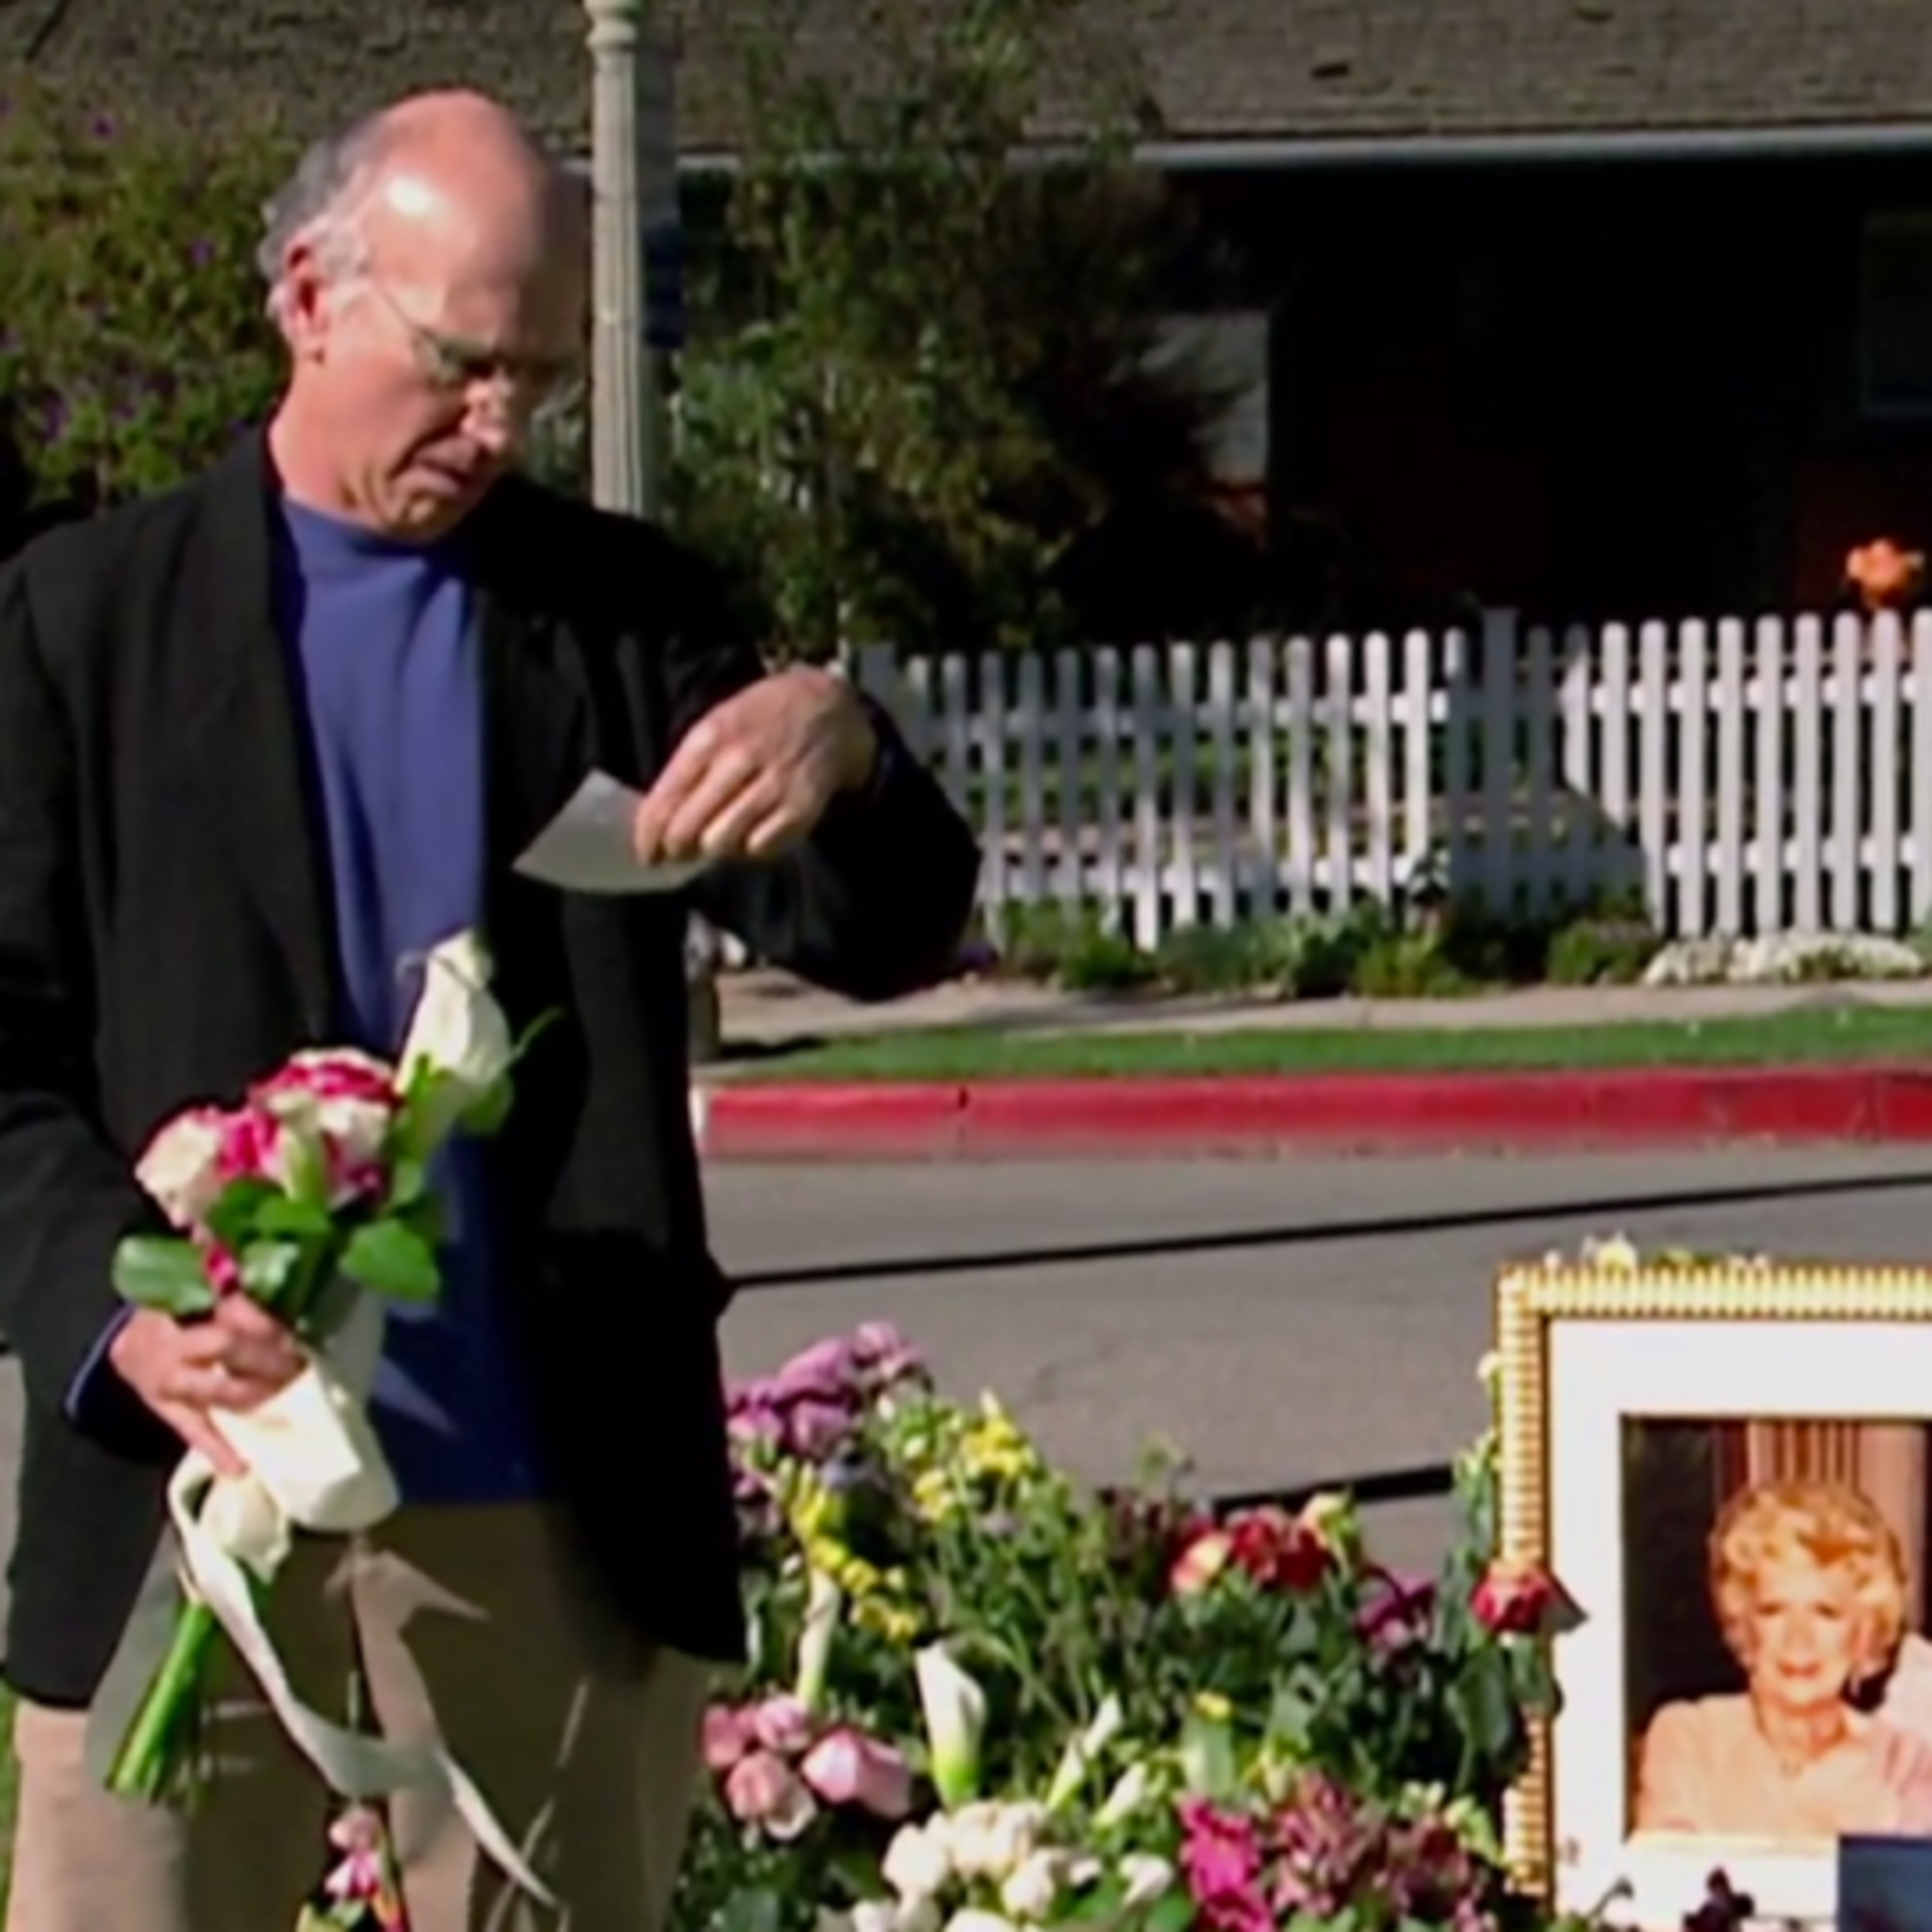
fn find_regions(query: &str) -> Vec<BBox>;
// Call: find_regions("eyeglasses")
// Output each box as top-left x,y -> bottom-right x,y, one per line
364,278 -> 582,421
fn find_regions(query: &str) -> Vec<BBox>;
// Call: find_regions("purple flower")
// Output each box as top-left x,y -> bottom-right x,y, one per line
188,237 -> 216,269
786,1398 -> 855,1460
851,1320 -> 923,1388
766,1338 -> 863,1407
1355,1567 -> 1437,1653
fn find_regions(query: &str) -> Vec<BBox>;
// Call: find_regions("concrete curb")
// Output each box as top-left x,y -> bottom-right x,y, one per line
693,1064 -> 1932,1159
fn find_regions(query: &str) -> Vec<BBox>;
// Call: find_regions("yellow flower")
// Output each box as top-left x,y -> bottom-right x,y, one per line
855,1598 -> 923,1644
958,1403 -> 1039,1484
912,1468 -> 958,1522
1193,1691 -> 1233,1725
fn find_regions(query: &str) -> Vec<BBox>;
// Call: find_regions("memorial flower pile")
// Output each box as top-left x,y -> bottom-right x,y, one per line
674,1327 -> 1594,1932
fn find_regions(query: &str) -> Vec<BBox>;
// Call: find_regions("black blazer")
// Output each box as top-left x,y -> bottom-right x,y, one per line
0,433 -> 980,1705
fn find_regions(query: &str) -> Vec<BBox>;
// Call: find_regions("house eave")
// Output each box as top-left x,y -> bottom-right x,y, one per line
677,119 -> 1932,176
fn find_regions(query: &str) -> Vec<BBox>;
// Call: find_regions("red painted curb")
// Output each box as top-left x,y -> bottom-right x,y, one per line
696,1065 -> 1932,1159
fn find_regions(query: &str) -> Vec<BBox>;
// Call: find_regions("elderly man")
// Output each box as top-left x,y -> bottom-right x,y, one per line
0,89 -> 978,1932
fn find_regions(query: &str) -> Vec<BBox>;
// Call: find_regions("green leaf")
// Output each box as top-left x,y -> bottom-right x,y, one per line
385,1157 -> 427,1212
253,1194 -> 335,1242
1143,1893 -> 1197,1932
279,1126 -> 330,1211
1066,1876 -> 1126,1924
237,1240 -> 303,1309
339,1220 -> 440,1305
399,1196 -> 446,1252
204,1177 -> 279,1247
1448,1647 -> 1524,1766
715,1891 -> 782,1932
111,1236 -> 216,1318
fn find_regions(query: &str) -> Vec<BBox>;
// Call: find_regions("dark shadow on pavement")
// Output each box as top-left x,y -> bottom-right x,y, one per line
1209,1462 -> 1455,1515
729,1168 -> 1932,1292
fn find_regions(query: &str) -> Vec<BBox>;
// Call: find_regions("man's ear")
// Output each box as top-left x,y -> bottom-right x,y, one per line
276,242 -> 335,363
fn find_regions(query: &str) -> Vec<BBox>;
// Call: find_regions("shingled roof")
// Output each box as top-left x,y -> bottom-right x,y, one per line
6,0 -> 1931,157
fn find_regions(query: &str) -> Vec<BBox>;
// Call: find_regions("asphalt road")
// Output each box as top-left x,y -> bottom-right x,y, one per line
709,1148 -> 1932,1571
4,1147 -> 1932,1632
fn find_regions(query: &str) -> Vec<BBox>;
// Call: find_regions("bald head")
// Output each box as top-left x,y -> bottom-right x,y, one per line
260,91 -> 585,321
262,90 -> 590,538
359,92 -> 585,278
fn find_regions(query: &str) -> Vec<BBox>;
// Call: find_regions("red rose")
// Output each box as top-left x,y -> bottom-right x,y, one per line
1227,1506 -> 1333,1594
1471,1557 -> 1562,1636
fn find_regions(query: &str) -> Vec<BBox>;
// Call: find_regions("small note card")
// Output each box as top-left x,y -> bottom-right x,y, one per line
513,770 -> 710,896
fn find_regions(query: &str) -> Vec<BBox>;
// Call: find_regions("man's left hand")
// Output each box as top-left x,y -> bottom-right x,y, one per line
633,667 -> 879,865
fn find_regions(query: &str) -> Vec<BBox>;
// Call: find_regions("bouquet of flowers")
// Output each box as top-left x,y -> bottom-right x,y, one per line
89,929 -> 550,1919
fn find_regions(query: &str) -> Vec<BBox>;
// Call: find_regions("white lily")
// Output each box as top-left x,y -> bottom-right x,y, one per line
1043,1694 -> 1124,1813
795,1566 -> 843,1714
397,930 -> 516,1147
942,1912 -> 1019,1932
1093,1761 -> 1154,1829
998,1848 -> 1066,1922
915,1643 -> 989,1810
1118,1853 -> 1176,1908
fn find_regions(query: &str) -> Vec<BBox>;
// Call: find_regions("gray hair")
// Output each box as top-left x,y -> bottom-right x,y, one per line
257,114 -> 395,327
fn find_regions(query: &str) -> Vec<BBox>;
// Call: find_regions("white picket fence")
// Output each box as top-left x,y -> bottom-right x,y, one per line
846,609 -> 1932,947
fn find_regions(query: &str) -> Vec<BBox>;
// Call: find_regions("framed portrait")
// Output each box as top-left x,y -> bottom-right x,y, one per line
1495,1260 -> 1932,1929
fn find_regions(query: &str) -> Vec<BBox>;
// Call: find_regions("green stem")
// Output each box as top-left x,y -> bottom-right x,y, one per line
104,1600 -> 219,1801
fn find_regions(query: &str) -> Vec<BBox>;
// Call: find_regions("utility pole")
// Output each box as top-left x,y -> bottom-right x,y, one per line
583,1 -> 719,1056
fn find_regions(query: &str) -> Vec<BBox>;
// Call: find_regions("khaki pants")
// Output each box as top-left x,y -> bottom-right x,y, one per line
5,1502 -> 710,1932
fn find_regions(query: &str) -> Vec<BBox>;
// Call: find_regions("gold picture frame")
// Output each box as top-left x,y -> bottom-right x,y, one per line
1493,1258 -> 1932,1926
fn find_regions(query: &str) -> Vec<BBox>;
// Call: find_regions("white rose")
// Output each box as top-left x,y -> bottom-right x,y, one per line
1118,1855 -> 1175,1908
998,1850 -> 1065,1923
943,1913 -> 1018,1932
848,1904 -> 905,1932
883,1820 -> 954,1905
896,1900 -> 942,1932
397,931 -> 516,1146
134,1106 -> 230,1229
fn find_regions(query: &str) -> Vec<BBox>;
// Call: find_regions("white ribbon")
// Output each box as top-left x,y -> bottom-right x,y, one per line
172,1296 -> 554,1908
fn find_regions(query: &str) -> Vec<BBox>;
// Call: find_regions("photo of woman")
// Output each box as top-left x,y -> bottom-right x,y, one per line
1633,1479 -> 1932,1839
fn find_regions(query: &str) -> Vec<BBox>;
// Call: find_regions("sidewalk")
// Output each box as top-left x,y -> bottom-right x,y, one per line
718,967 -> 1932,1048
693,971 -> 1932,1160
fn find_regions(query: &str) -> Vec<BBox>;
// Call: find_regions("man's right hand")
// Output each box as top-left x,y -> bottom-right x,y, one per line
106,1299 -> 305,1477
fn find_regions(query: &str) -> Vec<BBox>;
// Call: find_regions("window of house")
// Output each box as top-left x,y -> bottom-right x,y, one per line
1860,212 -> 1932,419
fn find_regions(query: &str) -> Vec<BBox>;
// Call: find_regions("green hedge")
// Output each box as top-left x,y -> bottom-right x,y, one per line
0,81 -> 288,507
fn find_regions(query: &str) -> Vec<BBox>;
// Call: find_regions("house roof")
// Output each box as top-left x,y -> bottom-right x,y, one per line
8,0 -> 1932,158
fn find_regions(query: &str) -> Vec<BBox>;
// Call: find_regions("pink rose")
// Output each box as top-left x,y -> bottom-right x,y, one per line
261,1050 -> 396,1107
252,1050 -> 399,1202
215,1106 -> 288,1188
723,1749 -> 817,1841
703,1704 -> 753,1772
1470,1557 -> 1569,1637
134,1105 -> 231,1231
749,1692 -> 814,1757
799,1727 -> 913,1820
200,1240 -> 242,1297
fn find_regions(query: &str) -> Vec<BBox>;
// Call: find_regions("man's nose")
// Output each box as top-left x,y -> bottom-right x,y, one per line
466,408 -> 520,460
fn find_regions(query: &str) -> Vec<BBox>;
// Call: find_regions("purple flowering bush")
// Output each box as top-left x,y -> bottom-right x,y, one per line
0,81 -> 286,505
670,1325 -> 1604,1932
